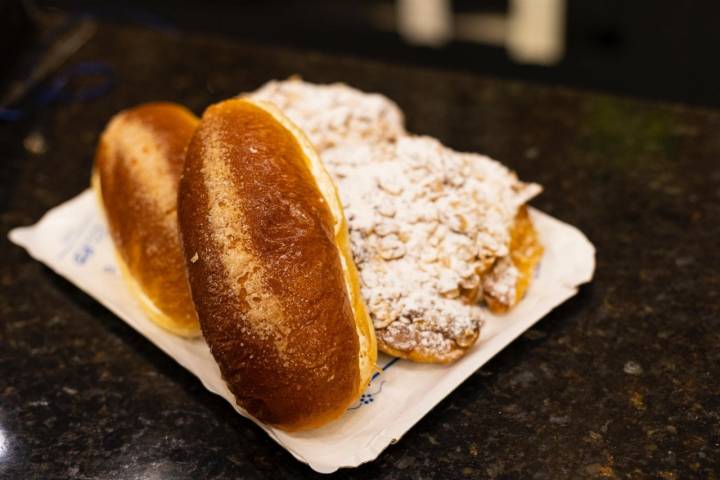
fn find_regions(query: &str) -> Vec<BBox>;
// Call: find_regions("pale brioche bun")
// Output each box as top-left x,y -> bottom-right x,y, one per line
178,98 -> 376,430
92,102 -> 201,337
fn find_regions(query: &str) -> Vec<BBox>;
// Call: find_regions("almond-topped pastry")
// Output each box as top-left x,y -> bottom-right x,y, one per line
245,79 -> 543,363
325,136 -> 541,363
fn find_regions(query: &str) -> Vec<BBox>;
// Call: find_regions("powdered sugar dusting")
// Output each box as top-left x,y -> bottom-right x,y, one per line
482,257 -> 518,307
249,79 -> 406,151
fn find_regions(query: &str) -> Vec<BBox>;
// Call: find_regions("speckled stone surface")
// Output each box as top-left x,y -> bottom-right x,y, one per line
1,22 -> 719,480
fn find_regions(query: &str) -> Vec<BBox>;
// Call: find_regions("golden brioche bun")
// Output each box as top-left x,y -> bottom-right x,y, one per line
92,102 -> 201,337
178,98 -> 376,430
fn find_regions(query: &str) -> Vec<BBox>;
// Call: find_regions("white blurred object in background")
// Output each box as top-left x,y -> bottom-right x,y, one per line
507,0 -> 566,65
394,0 -> 566,65
397,0 -> 452,47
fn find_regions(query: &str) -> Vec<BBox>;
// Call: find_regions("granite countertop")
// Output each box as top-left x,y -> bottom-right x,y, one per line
1,21 -> 719,479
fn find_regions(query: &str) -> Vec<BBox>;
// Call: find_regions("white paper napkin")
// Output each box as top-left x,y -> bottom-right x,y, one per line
9,190 -> 595,473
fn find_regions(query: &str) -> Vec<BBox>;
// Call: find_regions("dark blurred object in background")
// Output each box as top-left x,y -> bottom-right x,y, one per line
0,0 -> 34,83
12,0 -> 720,108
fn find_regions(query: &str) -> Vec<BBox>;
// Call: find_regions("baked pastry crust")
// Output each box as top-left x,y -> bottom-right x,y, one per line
93,102 -> 200,337
178,98 -> 376,430
484,206 -> 544,313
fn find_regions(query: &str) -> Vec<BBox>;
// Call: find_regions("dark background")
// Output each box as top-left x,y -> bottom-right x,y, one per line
4,0 -> 720,109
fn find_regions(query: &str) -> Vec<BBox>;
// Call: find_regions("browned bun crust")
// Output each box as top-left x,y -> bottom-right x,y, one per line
485,206 -> 544,314
93,102 -> 200,336
178,98 -> 374,430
